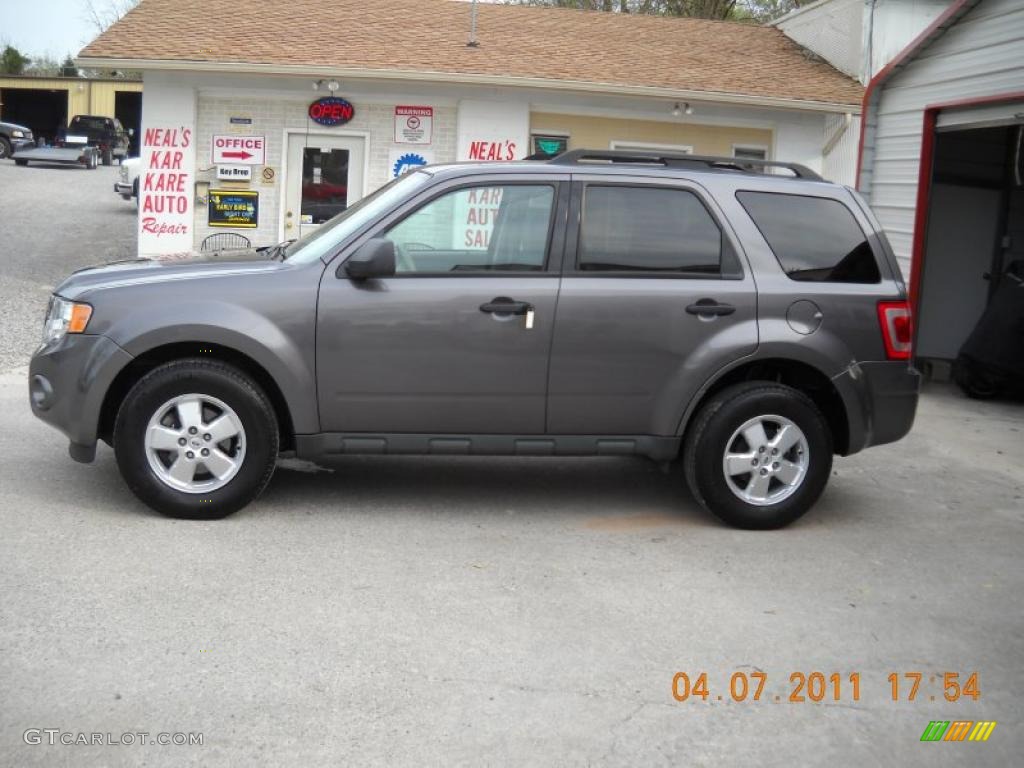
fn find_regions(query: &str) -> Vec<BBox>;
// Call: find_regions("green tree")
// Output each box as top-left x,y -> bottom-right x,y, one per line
1,44 -> 31,75
61,55 -> 80,78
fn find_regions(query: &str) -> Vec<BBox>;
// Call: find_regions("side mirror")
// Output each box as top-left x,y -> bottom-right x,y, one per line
342,238 -> 396,280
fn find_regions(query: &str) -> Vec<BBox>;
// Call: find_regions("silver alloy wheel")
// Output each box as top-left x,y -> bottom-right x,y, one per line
722,414 -> 809,506
144,394 -> 246,494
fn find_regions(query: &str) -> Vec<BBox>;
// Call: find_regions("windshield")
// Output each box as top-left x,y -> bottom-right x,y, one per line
284,171 -> 432,264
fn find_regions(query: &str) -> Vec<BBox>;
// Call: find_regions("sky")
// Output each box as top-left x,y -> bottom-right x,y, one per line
2,0 -> 102,60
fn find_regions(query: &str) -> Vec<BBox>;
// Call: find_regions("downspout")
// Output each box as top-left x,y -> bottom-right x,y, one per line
823,112 -> 853,157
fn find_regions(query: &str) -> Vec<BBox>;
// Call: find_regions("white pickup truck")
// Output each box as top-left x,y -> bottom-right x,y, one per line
115,157 -> 141,204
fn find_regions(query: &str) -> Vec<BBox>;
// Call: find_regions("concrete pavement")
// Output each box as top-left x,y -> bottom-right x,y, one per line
1,363 -> 1021,766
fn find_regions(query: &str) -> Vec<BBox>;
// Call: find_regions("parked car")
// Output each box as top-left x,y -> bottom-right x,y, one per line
115,157 -> 141,203
0,120 -> 34,159
60,115 -> 131,166
28,150 -> 919,528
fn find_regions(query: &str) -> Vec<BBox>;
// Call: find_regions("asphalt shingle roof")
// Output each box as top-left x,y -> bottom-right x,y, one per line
79,0 -> 864,107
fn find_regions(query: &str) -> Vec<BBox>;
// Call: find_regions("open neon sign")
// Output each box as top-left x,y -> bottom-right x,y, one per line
309,97 -> 355,126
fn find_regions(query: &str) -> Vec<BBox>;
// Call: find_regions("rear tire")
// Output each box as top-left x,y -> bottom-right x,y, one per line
102,148 -> 113,166
113,359 -> 279,519
953,359 -> 1001,400
683,382 -> 833,529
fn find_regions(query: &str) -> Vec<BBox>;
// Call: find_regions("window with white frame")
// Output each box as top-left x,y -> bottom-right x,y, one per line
609,141 -> 693,155
732,145 -> 769,172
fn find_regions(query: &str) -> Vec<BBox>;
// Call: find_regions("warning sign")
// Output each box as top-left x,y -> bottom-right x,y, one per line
394,106 -> 433,145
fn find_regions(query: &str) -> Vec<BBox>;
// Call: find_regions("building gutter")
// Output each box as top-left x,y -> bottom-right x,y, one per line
75,57 -> 862,115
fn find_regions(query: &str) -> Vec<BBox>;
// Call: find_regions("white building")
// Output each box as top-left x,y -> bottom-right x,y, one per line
777,0 -> 1023,367
774,0 -> 952,191
78,0 -> 863,258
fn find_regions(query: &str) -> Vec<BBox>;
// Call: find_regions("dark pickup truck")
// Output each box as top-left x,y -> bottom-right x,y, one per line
60,115 -> 131,165
0,120 -> 35,158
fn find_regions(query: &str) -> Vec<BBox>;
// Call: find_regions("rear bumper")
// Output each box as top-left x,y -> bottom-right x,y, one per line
833,361 -> 920,455
29,334 -> 133,463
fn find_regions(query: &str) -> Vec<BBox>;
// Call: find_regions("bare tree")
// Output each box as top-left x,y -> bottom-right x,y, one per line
80,0 -> 141,77
83,0 -> 140,35
510,0 -> 811,21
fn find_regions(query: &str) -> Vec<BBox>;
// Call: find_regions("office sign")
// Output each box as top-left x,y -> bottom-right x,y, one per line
211,135 -> 265,165
208,189 -> 259,228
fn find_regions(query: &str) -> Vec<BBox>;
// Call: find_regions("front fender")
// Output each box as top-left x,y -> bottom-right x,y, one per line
103,303 -> 318,433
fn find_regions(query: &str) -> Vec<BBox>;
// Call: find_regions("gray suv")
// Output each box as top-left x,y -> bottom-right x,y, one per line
28,150 -> 919,528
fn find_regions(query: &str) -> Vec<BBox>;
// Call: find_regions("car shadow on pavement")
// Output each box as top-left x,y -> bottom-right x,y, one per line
260,455 -> 709,525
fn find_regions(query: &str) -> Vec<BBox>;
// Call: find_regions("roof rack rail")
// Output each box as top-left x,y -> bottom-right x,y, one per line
548,149 -> 823,182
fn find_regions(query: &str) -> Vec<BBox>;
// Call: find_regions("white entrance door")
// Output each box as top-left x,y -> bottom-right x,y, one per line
284,134 -> 365,239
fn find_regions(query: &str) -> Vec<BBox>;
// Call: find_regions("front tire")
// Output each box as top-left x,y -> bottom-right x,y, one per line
683,382 -> 832,529
0,137 -> 11,159
114,359 -> 279,519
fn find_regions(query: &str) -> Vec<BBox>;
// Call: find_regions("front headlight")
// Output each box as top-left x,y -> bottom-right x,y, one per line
11,130 -> 25,138
119,164 -> 129,181
42,297 -> 93,344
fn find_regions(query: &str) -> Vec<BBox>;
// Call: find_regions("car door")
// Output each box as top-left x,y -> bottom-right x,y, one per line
546,176 -> 758,436
316,174 -> 569,435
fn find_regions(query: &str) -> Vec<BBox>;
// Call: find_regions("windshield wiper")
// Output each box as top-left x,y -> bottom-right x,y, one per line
263,239 -> 295,262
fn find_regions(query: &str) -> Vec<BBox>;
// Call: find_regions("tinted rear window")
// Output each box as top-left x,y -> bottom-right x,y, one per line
579,185 -> 722,274
70,117 -> 108,130
736,191 -> 880,283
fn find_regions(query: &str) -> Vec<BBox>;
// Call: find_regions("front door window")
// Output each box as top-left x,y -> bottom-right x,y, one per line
285,135 -> 364,239
301,147 -> 349,225
383,184 -> 556,274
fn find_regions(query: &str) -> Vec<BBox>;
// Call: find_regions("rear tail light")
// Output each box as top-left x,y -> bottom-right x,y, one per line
877,300 -> 912,360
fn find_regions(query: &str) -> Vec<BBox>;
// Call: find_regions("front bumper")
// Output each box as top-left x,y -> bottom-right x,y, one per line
11,137 -> 35,153
114,181 -> 134,197
833,361 -> 920,455
29,334 -> 133,463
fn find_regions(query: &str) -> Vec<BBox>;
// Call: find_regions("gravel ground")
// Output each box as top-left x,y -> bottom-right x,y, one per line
0,159 -> 137,371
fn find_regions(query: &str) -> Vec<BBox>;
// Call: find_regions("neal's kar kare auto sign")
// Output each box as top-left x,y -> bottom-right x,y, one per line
139,125 -> 192,240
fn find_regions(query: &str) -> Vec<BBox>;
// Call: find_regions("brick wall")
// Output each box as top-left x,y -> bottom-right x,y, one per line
193,94 -> 456,249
